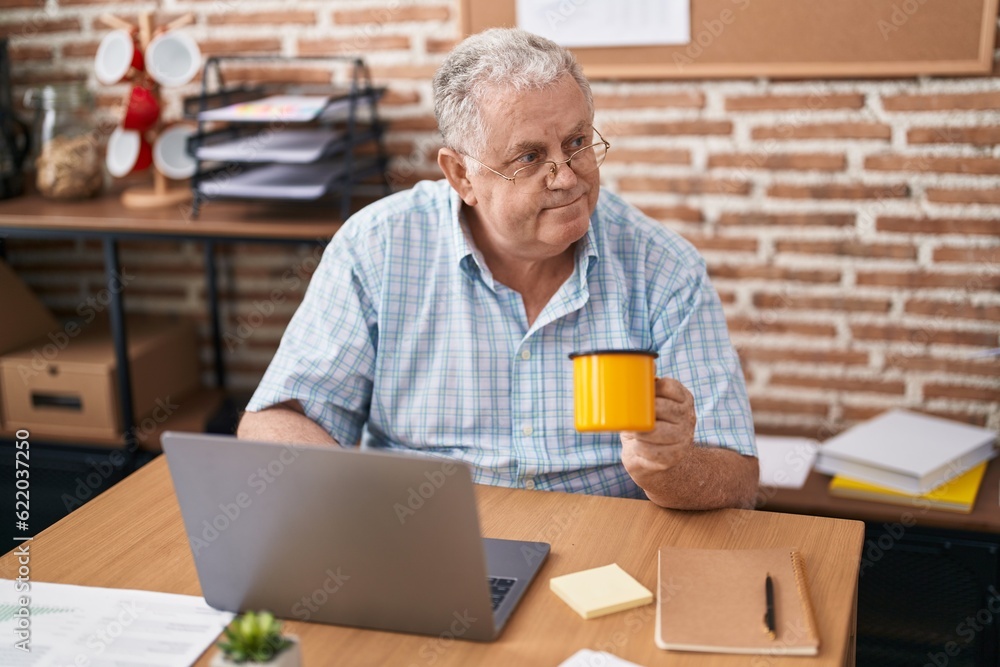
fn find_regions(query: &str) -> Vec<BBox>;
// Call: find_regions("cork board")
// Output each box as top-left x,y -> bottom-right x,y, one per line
460,0 -> 999,79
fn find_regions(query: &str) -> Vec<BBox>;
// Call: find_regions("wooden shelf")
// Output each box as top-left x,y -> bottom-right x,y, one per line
1,386 -> 226,452
0,187 -> 356,240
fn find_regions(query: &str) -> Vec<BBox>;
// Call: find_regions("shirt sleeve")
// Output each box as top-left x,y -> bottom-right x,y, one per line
244,233 -> 377,447
651,255 -> 757,457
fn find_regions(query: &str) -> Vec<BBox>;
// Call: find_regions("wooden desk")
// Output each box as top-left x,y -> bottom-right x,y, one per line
761,458 -> 1000,666
763,456 -> 1000,535
0,457 -> 864,666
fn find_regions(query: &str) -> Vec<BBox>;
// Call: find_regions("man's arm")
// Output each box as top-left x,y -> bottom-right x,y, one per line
237,400 -> 340,447
621,378 -> 759,510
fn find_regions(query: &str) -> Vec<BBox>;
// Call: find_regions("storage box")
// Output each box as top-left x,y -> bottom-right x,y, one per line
0,260 -> 59,431
0,315 -> 200,442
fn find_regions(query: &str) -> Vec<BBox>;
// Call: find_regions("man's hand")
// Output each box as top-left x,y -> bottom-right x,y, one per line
619,377 -> 760,510
620,377 -> 697,485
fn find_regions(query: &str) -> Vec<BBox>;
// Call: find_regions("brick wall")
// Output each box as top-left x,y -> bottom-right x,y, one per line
3,1 -> 998,438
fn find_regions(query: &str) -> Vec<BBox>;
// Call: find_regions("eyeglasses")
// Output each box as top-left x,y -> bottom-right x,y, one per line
464,128 -> 609,193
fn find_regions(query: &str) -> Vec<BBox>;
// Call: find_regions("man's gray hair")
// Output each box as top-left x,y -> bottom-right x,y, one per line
433,28 -> 594,159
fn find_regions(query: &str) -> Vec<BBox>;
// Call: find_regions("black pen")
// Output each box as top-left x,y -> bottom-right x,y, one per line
764,573 -> 776,640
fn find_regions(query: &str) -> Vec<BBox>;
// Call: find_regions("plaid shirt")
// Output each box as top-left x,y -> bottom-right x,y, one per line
247,180 -> 755,498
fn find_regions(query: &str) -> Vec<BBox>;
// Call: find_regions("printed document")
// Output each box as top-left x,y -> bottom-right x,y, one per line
516,0 -> 690,48
756,435 -> 819,489
0,579 -> 233,666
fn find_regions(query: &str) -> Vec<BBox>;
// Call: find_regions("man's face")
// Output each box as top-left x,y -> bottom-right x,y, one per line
462,74 -> 601,262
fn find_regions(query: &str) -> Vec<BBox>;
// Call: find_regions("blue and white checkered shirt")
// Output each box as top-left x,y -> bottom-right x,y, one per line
247,179 -> 755,498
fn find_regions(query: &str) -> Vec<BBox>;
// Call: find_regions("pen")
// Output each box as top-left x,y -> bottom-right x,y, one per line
764,573 -> 776,640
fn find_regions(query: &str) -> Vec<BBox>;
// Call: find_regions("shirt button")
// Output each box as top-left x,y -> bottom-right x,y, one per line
520,349 -> 531,360
524,478 -> 536,490
522,425 -> 533,436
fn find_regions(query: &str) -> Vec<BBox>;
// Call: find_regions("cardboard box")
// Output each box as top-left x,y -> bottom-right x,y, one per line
0,260 -> 60,431
0,315 -> 200,442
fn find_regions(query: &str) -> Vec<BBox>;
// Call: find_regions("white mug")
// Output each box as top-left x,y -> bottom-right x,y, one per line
94,30 -> 144,85
153,124 -> 197,179
106,127 -> 152,177
145,31 -> 201,88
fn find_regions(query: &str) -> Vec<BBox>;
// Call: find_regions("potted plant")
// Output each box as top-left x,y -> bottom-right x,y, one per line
211,610 -> 302,667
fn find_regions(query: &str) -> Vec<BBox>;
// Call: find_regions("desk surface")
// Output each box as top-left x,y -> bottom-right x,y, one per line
0,457 -> 864,666
0,189 -> 352,240
763,456 -> 1000,534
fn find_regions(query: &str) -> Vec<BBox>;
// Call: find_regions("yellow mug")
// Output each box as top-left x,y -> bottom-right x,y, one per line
569,349 -> 658,432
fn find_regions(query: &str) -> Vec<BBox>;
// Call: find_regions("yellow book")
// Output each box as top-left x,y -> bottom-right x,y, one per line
828,461 -> 987,513
550,564 -> 653,619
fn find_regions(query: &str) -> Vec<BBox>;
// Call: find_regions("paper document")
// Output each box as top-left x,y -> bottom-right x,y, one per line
516,0 -> 690,48
195,128 -> 346,163
198,95 -> 331,122
0,580 -> 233,666
198,161 -> 348,200
558,648 -> 646,666
756,435 -> 819,489
198,94 -> 375,123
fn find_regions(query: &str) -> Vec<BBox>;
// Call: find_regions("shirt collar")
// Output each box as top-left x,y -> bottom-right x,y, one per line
448,184 -> 602,289
449,186 -> 496,288
575,221 -> 600,289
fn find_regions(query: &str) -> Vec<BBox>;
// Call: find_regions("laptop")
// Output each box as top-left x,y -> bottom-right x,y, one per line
161,431 -> 550,641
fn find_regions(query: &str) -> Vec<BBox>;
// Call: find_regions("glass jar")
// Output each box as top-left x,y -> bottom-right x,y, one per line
24,83 -> 103,200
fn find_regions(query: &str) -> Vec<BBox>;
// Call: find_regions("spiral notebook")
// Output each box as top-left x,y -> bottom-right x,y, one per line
656,547 -> 820,655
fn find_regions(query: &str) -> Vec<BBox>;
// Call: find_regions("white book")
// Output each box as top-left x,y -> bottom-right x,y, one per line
815,409 -> 997,494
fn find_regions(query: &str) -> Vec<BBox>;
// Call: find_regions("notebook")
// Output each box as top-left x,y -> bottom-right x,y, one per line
655,547 -> 819,655
814,409 -> 997,494
829,461 -> 987,514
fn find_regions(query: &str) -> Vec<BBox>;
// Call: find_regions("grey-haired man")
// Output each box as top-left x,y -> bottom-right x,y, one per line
239,28 -> 759,510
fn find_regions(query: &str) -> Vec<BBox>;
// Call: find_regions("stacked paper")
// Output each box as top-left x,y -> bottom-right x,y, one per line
550,563 -> 652,619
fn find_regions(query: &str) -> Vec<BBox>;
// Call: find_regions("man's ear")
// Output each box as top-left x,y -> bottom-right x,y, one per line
438,147 -> 478,207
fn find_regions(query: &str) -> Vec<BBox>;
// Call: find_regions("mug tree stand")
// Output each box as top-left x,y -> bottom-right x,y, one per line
120,169 -> 192,209
99,10 -> 194,210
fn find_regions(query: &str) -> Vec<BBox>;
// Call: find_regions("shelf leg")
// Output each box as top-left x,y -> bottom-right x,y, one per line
103,238 -> 137,471
340,192 -> 351,223
205,241 -> 226,389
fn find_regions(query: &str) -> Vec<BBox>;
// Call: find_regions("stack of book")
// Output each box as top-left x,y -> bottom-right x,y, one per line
815,410 -> 997,513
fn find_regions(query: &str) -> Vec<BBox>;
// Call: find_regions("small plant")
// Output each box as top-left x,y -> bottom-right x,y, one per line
217,611 -> 293,664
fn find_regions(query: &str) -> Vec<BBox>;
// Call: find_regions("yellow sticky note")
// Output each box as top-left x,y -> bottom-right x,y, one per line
550,564 -> 653,619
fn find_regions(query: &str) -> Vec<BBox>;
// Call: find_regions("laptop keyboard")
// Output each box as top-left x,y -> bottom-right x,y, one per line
488,577 -> 518,611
